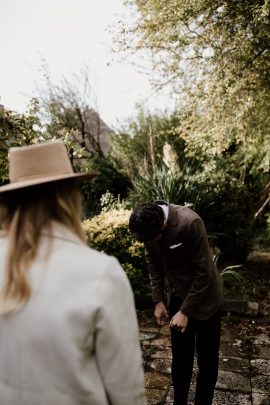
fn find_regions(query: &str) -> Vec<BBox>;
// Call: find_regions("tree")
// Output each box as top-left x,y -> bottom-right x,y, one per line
37,64 -> 111,161
0,100 -> 41,182
116,0 -> 270,170
110,109 -> 196,178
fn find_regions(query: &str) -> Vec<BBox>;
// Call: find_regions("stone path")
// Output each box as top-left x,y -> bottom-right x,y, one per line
138,310 -> 270,405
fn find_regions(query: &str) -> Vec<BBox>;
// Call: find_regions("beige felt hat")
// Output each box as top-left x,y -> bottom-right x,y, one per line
0,140 -> 98,193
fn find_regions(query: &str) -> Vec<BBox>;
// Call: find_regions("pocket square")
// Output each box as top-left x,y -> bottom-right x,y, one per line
169,242 -> 183,249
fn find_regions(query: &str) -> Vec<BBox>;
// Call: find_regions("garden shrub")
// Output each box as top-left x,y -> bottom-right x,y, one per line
127,163 -> 254,260
82,209 -> 150,297
80,153 -> 131,218
190,167 -> 254,261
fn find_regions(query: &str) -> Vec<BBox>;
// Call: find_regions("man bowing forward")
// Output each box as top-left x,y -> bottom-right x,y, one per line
129,201 -> 223,405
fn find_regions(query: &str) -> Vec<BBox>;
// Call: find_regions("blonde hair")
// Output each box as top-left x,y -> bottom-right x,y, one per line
0,180 -> 85,314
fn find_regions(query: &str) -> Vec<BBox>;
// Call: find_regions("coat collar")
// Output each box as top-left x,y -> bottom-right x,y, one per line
41,221 -> 84,246
154,200 -> 178,227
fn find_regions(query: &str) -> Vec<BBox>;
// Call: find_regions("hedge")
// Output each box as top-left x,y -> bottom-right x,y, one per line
82,209 -> 150,297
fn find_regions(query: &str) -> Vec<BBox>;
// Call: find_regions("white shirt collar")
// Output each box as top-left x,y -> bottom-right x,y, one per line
158,204 -> 169,221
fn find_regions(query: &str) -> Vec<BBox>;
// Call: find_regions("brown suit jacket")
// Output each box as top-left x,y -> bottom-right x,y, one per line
145,202 -> 223,320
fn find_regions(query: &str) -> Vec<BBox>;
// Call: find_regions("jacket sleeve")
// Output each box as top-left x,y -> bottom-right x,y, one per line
180,217 -> 213,317
145,243 -> 165,304
95,257 -> 146,405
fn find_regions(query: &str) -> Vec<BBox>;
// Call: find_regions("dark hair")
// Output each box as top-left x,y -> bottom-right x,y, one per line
129,203 -> 165,242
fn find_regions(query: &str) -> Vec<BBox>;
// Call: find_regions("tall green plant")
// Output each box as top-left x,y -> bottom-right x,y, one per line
127,165 -> 199,207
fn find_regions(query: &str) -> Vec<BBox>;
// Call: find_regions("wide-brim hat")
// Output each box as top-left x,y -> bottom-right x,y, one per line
0,140 -> 99,193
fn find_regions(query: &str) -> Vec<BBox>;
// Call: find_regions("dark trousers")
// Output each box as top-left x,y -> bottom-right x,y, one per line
169,293 -> 221,405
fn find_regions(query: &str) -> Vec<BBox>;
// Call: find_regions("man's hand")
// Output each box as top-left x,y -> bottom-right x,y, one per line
170,311 -> 188,333
154,302 -> 169,325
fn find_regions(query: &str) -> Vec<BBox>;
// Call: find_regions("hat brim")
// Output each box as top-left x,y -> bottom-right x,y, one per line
0,171 -> 99,193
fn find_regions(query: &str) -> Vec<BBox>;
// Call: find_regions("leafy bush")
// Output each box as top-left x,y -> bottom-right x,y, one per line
252,213 -> 270,252
127,162 -> 254,260
0,101 -> 41,183
110,109 -> 190,179
189,165 -> 255,261
80,153 -> 131,218
82,209 -> 150,296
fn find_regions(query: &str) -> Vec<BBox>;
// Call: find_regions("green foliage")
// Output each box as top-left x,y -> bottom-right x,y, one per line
220,265 -> 244,284
110,109 -> 194,178
127,164 -> 198,207
116,0 -> 270,172
126,158 -> 255,259
110,106 -> 258,259
219,261 -> 270,301
80,154 -> 131,217
252,213 -> 270,252
113,2 -> 270,260
187,162 -> 255,260
100,191 -> 122,213
82,209 -> 150,296
0,100 -> 41,182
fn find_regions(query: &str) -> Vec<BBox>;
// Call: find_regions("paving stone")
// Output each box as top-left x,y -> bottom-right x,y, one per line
163,385 -> 173,405
221,322 -> 240,342
219,356 -> 249,372
212,390 -> 252,404
220,341 -> 245,357
142,340 -> 153,346
251,375 -> 270,394
251,346 -> 270,360
247,251 -> 270,262
163,384 -> 195,405
149,337 -> 171,347
151,347 -> 172,360
139,308 -> 270,405
252,392 -> 270,405
144,372 -> 170,389
142,345 -> 159,363
216,370 -> 251,393
140,325 -> 160,334
163,382 -> 253,405
254,334 -> 270,346
246,302 -> 259,317
251,359 -> 270,375
150,358 -> 171,374
139,320 -> 157,329
159,324 -> 171,336
140,332 -> 157,341
145,388 -> 167,405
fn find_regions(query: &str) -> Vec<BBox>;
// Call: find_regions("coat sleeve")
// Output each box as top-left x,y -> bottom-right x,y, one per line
145,243 -> 165,304
95,257 -> 146,405
180,217 -> 213,317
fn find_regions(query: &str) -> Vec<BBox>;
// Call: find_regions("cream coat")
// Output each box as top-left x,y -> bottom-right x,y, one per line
0,222 -> 146,405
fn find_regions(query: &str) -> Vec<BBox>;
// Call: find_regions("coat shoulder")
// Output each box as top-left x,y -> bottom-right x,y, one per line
170,204 -> 202,225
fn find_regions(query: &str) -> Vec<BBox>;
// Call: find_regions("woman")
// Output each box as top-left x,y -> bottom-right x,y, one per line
0,140 -> 146,405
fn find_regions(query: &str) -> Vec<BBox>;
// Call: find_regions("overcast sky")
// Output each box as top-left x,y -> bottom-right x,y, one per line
0,0 -> 176,128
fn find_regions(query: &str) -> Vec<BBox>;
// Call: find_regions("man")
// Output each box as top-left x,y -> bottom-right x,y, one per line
129,201 -> 223,405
